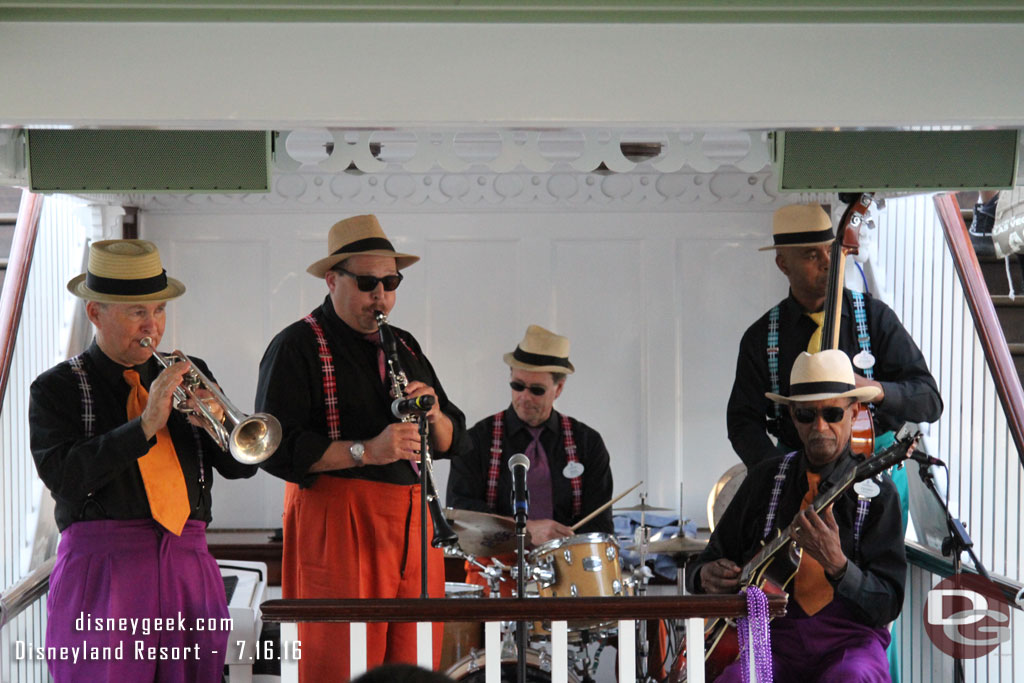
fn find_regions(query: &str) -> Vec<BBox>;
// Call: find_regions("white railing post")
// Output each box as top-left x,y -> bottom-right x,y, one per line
618,619 -> 636,683
685,617 -> 705,683
279,622 -> 299,683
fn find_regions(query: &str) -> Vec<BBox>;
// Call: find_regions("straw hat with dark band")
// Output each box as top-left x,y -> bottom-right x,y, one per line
307,214 -> 419,278
759,203 -> 835,251
766,350 -> 880,404
504,325 -> 575,374
67,240 -> 186,303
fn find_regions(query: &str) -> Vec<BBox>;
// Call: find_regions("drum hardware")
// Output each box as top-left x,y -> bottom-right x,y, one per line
138,337 -> 282,464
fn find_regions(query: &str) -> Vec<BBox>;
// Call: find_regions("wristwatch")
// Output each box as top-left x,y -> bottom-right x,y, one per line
349,441 -> 365,466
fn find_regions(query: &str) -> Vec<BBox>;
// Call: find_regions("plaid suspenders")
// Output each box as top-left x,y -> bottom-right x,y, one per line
485,412 -> 583,518
69,354 -> 95,438
303,314 -> 341,440
561,414 -> 583,518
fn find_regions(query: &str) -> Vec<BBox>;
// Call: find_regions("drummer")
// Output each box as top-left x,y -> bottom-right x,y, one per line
447,325 -> 614,595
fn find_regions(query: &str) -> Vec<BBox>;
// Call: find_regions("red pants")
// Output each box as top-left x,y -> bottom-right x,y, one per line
283,477 -> 444,681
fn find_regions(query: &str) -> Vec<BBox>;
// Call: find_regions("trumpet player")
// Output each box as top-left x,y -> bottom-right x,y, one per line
29,240 -> 257,683
255,214 -> 466,680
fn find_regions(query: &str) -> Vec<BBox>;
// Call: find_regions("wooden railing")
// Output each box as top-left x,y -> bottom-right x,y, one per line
0,190 -> 42,408
262,594 -> 788,682
934,193 -> 1024,467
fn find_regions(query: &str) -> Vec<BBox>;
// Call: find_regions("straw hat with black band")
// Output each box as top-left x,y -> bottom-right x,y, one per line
504,325 -> 575,375
307,214 -> 419,278
67,240 -> 186,303
759,203 -> 835,252
766,350 -> 880,405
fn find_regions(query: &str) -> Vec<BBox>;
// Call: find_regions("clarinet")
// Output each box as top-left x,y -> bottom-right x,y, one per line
375,311 -> 460,549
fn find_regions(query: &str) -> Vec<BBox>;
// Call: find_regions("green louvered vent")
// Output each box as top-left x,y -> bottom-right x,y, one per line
27,130 -> 271,193
773,129 -> 1019,192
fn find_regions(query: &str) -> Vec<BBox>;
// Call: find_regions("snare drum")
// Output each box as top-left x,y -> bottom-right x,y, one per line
439,582 -> 485,672
529,532 -> 624,633
446,647 -> 581,682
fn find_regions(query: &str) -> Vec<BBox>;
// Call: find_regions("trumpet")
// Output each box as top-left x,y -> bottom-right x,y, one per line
139,338 -> 282,465
374,312 -> 460,548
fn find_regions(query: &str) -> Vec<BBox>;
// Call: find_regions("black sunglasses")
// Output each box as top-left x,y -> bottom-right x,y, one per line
335,268 -> 403,292
510,380 -> 548,396
792,405 -> 848,424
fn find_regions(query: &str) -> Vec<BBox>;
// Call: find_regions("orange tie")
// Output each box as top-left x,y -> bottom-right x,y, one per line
793,471 -> 834,614
124,370 -> 190,536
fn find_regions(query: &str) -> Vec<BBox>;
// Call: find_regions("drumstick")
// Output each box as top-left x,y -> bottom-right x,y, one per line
570,481 -> 643,531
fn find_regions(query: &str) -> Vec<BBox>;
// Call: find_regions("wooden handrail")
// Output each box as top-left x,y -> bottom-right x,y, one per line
260,594 -> 787,624
934,193 -> 1024,467
0,190 -> 43,409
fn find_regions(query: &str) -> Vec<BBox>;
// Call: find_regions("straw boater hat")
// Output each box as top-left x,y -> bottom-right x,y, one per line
503,325 -> 575,375
759,203 -> 835,251
307,214 -> 419,278
67,240 -> 186,303
766,350 -> 881,405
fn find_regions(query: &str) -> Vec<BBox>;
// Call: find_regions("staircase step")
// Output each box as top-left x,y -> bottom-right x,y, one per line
1009,344 -> 1024,378
992,296 -> 1024,344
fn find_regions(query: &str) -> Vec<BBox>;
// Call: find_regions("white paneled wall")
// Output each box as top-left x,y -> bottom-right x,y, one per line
143,209 -> 786,529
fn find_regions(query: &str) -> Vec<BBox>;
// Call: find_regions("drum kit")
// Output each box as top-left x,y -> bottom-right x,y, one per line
438,493 -> 708,682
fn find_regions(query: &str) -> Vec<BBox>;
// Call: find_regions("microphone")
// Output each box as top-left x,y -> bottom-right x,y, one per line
509,453 -> 530,523
908,450 -> 946,468
391,394 -> 435,419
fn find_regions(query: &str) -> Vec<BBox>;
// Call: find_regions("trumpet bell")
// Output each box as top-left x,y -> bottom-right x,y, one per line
229,413 -> 283,465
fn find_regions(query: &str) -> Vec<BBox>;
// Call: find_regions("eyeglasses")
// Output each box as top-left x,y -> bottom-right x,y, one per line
510,380 -> 548,396
792,405 -> 848,424
335,268 -> 403,292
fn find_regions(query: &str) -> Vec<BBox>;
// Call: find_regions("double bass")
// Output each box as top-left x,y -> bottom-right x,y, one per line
819,192 -> 876,456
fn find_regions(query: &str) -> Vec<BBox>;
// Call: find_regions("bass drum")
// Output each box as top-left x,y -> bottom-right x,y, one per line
445,649 -> 581,683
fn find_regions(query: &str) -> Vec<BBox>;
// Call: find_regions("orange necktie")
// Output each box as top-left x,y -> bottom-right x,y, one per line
793,471 -> 834,614
124,369 -> 190,536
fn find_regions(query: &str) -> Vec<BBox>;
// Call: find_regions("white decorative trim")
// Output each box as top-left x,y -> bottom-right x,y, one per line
119,169 -> 778,213
275,128 -> 772,175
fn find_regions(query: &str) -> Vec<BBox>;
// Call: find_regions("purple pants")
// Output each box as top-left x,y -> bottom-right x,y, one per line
46,519 -> 229,683
717,600 -> 892,683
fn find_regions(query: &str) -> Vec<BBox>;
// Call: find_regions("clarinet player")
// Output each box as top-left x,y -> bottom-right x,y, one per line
255,215 -> 467,680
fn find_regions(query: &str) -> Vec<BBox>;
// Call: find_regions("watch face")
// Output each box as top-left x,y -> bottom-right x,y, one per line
350,442 -> 364,459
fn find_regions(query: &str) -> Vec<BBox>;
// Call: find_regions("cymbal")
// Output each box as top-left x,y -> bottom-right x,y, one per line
614,502 -> 673,513
443,508 -> 517,556
645,536 -> 708,555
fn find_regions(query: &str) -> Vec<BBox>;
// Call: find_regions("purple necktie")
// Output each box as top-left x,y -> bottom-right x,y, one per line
525,426 -> 554,520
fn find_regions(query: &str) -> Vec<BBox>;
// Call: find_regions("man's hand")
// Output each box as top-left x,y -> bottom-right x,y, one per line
699,558 -> 743,594
404,380 -> 441,421
140,360 -> 191,440
364,422 -> 422,465
526,519 -> 573,546
791,504 -> 849,578
853,374 -> 884,403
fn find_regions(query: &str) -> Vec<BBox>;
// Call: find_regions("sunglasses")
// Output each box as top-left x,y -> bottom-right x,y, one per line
336,268 -> 403,292
792,405 -> 848,424
510,380 -> 548,396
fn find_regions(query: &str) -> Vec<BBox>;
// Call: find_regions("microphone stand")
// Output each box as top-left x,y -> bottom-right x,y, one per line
514,491 -> 528,683
916,460 -> 990,683
418,415 -> 430,599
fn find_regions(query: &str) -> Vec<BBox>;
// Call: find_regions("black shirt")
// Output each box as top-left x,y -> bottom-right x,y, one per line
727,289 -> 943,467
255,296 -> 466,488
29,341 -> 257,532
686,448 -> 906,628
446,407 -> 614,535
